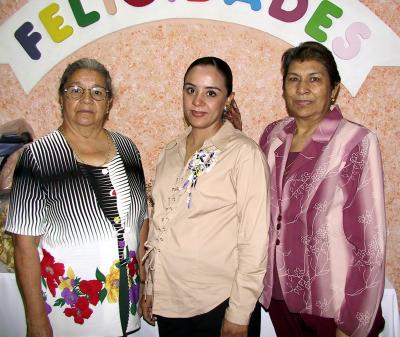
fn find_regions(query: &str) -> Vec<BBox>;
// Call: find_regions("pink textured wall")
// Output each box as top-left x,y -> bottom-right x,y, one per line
1,1 -> 399,300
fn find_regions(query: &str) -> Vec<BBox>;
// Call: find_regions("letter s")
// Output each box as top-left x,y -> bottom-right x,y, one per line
332,22 -> 371,60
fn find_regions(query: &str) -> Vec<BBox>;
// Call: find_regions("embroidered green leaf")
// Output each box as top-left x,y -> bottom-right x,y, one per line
54,298 -> 65,307
41,277 -> 47,289
130,303 -> 137,315
99,288 -> 107,303
96,268 -> 106,282
74,288 -> 84,296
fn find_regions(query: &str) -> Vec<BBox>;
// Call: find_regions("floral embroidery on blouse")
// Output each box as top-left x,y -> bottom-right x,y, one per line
40,248 -> 140,324
180,147 -> 220,208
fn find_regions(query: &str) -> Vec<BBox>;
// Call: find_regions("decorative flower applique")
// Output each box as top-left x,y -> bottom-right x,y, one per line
41,249 -> 65,297
180,147 -> 220,208
40,248 -> 140,325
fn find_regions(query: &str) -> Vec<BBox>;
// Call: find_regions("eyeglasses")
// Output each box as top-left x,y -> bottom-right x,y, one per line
63,85 -> 109,101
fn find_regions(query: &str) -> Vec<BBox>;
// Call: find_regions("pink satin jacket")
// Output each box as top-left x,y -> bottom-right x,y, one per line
259,106 -> 386,337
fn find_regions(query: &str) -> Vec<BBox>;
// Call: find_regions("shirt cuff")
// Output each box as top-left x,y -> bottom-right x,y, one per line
224,305 -> 252,326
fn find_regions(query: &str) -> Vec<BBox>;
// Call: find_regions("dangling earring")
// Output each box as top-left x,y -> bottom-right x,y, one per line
60,102 -> 64,116
330,97 -> 336,105
223,106 -> 229,119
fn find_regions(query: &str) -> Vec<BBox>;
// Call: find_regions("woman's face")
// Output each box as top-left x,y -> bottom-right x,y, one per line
283,59 -> 339,123
60,68 -> 111,130
183,65 -> 232,132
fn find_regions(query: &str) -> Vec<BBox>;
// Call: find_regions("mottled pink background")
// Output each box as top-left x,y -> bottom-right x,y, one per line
1,1 -> 399,300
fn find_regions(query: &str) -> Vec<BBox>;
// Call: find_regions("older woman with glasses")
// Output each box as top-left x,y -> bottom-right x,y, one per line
6,58 -> 149,337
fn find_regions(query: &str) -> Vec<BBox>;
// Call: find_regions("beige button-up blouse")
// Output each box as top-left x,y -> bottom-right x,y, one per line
145,121 -> 270,325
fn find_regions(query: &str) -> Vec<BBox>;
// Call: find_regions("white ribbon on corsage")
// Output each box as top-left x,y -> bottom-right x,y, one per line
180,147 -> 220,208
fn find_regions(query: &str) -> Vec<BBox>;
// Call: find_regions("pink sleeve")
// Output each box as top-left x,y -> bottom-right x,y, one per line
338,133 -> 386,337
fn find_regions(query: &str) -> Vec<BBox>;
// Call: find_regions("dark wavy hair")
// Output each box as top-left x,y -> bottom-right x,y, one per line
281,41 -> 341,89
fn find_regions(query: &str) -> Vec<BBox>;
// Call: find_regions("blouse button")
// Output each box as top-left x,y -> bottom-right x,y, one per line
114,216 -> 121,224
277,215 -> 282,221
102,168 -> 109,175
277,223 -> 281,230
276,239 -> 280,246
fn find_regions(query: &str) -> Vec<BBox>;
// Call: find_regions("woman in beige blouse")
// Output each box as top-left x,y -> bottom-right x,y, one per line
141,57 -> 270,337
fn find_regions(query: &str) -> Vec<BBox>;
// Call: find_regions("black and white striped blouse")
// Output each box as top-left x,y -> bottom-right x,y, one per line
6,130 -> 147,248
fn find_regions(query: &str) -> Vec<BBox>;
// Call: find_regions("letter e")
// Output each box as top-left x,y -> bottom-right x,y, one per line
39,3 -> 74,43
305,0 -> 343,42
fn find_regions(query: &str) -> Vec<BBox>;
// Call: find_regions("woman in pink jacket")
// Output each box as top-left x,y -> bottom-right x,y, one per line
231,41 -> 386,337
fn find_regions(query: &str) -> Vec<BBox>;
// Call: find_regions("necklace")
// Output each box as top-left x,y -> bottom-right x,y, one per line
58,126 -> 114,167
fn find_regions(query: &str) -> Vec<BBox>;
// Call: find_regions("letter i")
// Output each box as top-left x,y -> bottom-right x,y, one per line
104,0 -> 117,14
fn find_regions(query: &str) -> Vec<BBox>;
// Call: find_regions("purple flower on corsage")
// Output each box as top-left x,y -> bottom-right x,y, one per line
180,147 -> 220,208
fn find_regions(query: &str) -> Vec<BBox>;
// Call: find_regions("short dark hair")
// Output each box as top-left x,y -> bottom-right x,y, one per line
58,58 -> 113,99
281,41 -> 341,89
184,56 -> 233,96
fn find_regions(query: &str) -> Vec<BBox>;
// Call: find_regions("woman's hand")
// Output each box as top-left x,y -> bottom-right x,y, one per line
220,319 -> 248,337
226,99 -> 242,131
13,234 -> 53,337
336,328 -> 350,337
27,317 -> 53,337
141,294 -> 156,326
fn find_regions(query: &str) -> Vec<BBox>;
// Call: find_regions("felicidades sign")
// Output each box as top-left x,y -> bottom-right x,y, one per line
0,0 -> 399,96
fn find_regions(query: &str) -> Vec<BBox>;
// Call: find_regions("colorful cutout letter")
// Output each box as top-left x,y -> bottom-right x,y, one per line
269,0 -> 308,23
123,0 -> 155,7
39,3 -> 74,43
224,0 -> 261,12
14,22 -> 42,60
69,0 -> 100,27
305,0 -> 343,42
332,22 -> 371,60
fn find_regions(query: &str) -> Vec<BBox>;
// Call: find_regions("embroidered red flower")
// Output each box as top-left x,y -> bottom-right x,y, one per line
79,279 -> 103,305
128,252 -> 138,278
41,249 -> 65,297
64,297 -> 93,324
